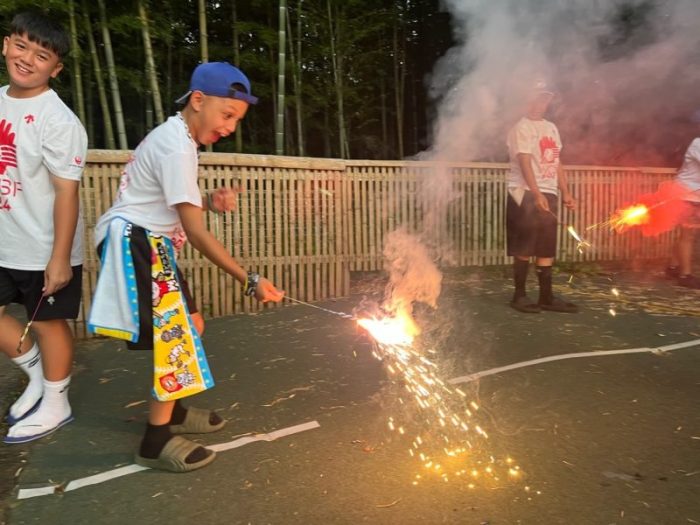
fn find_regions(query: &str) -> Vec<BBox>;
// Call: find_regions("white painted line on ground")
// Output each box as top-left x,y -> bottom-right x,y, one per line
208,420 -> 320,453
17,420 -> 321,500
64,464 -> 149,493
15,486 -> 56,500
449,338 -> 700,385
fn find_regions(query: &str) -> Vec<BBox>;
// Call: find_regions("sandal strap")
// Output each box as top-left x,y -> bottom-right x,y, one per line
170,407 -> 225,434
136,436 -> 214,472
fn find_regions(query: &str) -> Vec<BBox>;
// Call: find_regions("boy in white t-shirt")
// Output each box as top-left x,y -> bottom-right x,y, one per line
506,81 -> 577,313
91,62 -> 284,472
0,12 -> 88,443
666,129 -> 700,288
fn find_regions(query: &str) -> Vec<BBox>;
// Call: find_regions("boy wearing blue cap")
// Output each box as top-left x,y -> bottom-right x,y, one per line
90,62 -> 284,472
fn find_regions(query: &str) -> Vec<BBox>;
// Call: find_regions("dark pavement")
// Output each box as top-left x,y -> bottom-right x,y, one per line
1,268 -> 699,524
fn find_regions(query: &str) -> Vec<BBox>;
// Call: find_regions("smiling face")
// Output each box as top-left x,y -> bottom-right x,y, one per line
186,92 -> 249,146
2,32 -> 63,98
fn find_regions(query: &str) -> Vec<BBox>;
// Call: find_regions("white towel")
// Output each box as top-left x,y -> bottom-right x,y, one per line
88,218 -> 140,341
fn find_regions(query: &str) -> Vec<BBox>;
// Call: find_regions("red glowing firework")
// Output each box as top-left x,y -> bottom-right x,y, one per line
594,181 -> 694,236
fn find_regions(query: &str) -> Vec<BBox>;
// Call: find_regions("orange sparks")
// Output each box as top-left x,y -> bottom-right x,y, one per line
609,204 -> 649,232
357,310 -> 418,346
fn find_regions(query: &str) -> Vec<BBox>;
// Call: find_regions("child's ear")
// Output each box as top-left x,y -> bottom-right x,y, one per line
189,91 -> 205,111
50,61 -> 64,79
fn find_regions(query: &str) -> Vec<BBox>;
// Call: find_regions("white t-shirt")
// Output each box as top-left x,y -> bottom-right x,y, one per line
507,117 -> 562,195
676,138 -> 700,202
0,87 -> 87,270
94,115 -> 201,250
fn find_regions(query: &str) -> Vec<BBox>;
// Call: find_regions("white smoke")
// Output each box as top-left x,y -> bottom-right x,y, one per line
427,0 -> 700,166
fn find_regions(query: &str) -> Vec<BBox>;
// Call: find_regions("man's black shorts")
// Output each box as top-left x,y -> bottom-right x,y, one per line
0,265 -> 83,320
506,190 -> 558,258
98,225 -> 197,351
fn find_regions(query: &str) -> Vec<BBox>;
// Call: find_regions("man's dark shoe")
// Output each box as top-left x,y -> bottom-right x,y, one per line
665,266 -> 680,279
678,274 -> 700,289
510,295 -> 540,313
538,296 -> 578,313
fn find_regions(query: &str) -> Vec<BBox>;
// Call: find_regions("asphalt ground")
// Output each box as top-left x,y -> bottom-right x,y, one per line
1,266 -> 699,525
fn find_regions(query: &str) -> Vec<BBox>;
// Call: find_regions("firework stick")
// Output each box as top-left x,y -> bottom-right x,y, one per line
284,296 -> 356,320
16,296 -> 44,354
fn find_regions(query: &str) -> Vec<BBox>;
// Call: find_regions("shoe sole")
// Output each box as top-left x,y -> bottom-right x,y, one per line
3,415 -> 74,444
510,303 -> 540,313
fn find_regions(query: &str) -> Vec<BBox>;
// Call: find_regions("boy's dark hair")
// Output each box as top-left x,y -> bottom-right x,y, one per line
10,11 -> 70,60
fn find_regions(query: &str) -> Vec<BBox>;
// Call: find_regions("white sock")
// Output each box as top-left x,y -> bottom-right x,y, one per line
9,344 -> 44,421
7,376 -> 72,440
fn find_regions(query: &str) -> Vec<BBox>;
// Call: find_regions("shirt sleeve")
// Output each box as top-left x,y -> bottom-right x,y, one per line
157,149 -> 202,209
509,121 -> 536,156
42,118 -> 88,181
687,138 -> 700,163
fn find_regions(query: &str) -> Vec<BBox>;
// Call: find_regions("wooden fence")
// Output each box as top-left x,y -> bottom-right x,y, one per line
75,150 -> 676,336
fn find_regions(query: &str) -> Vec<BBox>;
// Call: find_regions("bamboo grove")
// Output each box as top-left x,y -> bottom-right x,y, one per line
0,0 -> 453,160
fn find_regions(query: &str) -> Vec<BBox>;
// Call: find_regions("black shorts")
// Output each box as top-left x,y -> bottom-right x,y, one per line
98,226 -> 197,351
506,191 -> 558,258
0,265 -> 83,321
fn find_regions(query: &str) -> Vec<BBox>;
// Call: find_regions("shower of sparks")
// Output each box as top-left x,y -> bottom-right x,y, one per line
566,226 -> 592,254
357,310 -> 525,489
587,203 -> 650,233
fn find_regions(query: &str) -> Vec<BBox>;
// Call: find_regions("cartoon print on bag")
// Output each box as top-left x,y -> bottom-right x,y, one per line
166,343 -> 191,369
160,324 -> 185,343
152,272 -> 180,307
153,308 -> 180,328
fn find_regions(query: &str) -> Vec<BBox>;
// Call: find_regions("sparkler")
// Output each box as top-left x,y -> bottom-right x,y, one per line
566,226 -> 591,254
16,296 -> 44,354
285,296 -> 527,488
283,296 -> 355,320
358,309 -> 524,488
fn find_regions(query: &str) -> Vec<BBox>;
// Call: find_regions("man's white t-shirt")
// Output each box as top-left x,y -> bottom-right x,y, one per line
94,115 -> 201,250
0,87 -> 87,270
507,117 -> 562,196
676,138 -> 700,202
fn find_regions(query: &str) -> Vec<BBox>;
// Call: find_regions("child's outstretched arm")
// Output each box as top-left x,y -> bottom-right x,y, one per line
176,202 -> 284,303
45,175 -> 80,296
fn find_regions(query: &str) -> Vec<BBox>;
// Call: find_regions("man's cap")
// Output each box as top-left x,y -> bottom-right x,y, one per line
175,62 -> 258,105
532,80 -> 555,96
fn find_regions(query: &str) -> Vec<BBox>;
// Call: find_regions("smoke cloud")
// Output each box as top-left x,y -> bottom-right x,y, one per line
427,0 -> 700,167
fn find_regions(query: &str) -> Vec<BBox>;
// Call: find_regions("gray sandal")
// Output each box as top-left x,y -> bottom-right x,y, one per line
135,436 -> 216,472
170,407 -> 226,434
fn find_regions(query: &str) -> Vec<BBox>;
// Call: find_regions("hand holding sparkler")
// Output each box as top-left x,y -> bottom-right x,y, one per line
562,192 -> 576,210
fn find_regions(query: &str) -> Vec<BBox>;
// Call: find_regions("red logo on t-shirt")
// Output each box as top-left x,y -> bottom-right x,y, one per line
539,135 -> 560,179
74,156 -> 82,166
539,136 -> 560,164
0,119 -> 18,175
24,114 -> 35,124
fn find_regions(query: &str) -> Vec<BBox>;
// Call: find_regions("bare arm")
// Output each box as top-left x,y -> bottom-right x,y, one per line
44,175 -> 80,295
176,202 -> 284,302
517,153 -> 549,212
557,164 -> 576,209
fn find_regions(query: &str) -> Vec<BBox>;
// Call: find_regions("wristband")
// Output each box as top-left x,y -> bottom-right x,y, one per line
244,271 -> 260,296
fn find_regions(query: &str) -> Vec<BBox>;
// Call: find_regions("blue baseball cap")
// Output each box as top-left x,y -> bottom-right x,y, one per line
175,62 -> 258,105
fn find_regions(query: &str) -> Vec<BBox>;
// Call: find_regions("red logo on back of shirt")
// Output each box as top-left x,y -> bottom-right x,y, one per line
74,156 -> 82,166
0,119 -> 18,175
24,114 -> 35,124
